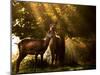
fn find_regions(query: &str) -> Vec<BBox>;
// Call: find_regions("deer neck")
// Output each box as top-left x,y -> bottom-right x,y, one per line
43,36 -> 51,48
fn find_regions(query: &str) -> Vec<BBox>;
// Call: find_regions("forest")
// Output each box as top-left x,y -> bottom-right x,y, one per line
11,0 -> 96,74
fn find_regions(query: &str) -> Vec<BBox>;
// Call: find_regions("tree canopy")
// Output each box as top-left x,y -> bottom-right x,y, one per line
12,0 -> 96,39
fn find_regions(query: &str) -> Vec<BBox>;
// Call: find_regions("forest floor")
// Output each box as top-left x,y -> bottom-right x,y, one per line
12,59 -> 96,75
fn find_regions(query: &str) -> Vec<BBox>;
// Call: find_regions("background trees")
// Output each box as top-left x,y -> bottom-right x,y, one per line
12,1 -> 96,39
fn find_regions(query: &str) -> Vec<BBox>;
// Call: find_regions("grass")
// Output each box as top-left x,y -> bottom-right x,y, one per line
12,59 -> 96,75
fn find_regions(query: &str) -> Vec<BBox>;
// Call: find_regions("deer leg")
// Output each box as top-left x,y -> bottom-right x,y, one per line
55,53 -> 60,65
52,54 -> 54,65
34,54 -> 38,72
41,54 -> 43,63
54,54 -> 57,65
16,53 -> 26,73
40,54 -> 43,67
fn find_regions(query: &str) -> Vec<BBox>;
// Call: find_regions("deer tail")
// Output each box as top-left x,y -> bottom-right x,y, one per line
18,43 -> 22,52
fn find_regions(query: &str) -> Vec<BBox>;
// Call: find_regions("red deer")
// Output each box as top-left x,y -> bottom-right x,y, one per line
50,33 -> 61,65
16,25 -> 55,73
50,26 -> 65,66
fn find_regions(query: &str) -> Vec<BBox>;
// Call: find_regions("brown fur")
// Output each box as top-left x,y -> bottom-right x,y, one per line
16,26 -> 55,73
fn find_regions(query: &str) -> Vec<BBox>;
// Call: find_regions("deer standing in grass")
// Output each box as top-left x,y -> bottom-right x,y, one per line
16,25 -> 55,73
